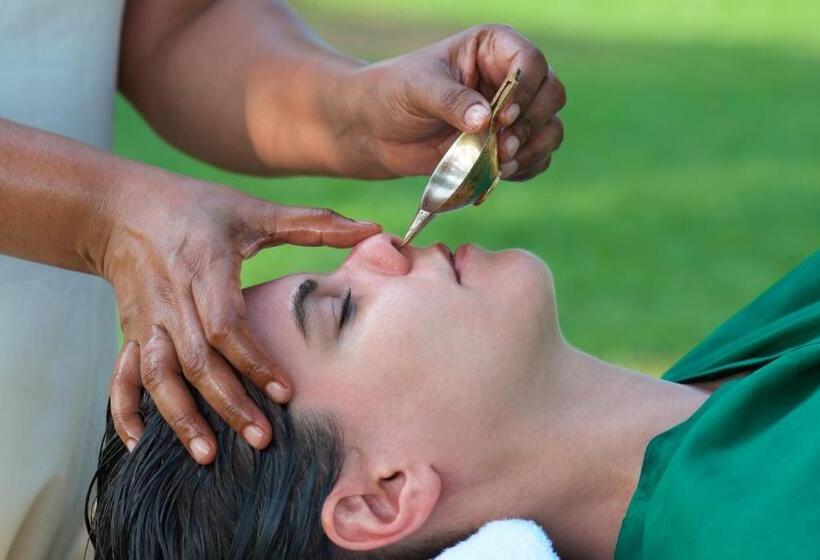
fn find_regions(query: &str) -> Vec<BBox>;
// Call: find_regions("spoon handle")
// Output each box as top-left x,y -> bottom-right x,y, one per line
489,68 -> 522,128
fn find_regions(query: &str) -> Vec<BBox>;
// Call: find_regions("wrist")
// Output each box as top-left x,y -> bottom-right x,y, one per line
246,52 -> 393,179
61,149 -> 136,279
317,62 -> 395,179
96,162 -> 173,281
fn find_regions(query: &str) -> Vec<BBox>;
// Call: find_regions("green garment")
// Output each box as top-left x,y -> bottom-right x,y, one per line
615,253 -> 820,559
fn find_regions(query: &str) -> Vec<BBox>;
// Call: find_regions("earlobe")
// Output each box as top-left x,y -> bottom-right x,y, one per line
322,464 -> 441,552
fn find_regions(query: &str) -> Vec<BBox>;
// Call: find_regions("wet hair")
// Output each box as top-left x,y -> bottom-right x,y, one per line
85,380 -> 467,559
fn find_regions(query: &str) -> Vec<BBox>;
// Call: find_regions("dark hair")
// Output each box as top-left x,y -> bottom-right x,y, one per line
85,380 -> 466,559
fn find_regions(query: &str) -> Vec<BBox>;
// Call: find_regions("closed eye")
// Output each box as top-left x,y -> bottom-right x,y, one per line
338,288 -> 353,332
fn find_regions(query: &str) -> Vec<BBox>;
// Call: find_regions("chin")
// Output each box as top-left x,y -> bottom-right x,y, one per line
491,248 -> 553,293
487,247 -> 557,335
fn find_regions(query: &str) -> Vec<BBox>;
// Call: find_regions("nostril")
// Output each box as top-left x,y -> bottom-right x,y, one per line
344,232 -> 412,276
387,234 -> 404,249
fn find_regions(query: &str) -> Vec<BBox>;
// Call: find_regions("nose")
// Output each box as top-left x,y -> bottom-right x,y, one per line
341,233 -> 411,276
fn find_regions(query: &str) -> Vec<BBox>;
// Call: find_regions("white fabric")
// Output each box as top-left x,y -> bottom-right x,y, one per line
0,1 -> 124,559
434,519 -> 559,560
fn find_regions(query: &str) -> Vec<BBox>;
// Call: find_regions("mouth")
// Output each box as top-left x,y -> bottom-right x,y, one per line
453,244 -> 471,283
433,243 -> 460,284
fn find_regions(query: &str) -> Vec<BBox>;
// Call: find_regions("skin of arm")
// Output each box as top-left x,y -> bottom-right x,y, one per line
119,0 -> 369,177
0,117 -> 124,274
119,0 -> 566,180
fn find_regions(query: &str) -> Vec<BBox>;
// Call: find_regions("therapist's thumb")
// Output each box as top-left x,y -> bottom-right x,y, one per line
412,74 -> 490,133
249,202 -> 382,249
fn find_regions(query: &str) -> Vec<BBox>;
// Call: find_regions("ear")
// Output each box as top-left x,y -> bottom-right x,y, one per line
321,456 -> 442,552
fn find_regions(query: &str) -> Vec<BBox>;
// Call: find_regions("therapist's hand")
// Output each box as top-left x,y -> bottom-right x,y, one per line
104,173 -> 380,464
351,24 -> 566,181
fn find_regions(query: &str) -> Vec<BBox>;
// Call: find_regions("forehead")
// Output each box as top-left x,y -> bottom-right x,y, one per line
244,274 -> 314,365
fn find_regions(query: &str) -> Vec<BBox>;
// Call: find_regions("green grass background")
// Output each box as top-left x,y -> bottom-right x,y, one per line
114,0 -> 820,374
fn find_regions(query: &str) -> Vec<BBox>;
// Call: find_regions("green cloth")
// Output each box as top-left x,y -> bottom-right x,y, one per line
615,253 -> 820,559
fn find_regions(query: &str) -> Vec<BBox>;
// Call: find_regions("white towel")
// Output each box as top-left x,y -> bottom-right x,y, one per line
433,519 -> 559,560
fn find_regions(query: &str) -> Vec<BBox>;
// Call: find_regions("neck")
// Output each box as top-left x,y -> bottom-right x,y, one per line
496,343 -> 709,559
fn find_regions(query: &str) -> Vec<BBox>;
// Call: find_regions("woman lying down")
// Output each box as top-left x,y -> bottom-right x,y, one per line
86,234 -> 820,559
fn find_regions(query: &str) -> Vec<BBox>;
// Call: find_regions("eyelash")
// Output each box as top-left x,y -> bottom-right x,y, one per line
338,289 -> 353,331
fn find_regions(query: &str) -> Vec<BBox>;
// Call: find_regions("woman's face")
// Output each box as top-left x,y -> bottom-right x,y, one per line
244,233 -> 557,461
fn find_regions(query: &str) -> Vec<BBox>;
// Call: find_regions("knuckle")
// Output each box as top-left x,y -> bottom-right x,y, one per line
516,115 -> 536,142
528,46 -> 548,70
524,158 -> 552,180
243,359 -> 269,382
174,245 -> 208,277
554,80 -> 567,110
237,355 -> 272,386
142,326 -> 167,352
155,280 -> 176,306
220,401 -> 247,426
181,347 -> 210,385
205,313 -> 238,347
543,156 -> 553,171
167,411 -> 200,439
440,87 -> 472,113
483,22 -> 515,35
509,155 -> 548,182
110,411 -> 131,431
140,357 -> 166,393
552,117 -> 565,148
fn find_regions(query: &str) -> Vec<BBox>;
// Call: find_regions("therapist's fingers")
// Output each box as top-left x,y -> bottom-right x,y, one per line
498,69 -> 566,163
109,340 -> 144,452
471,25 -> 550,127
404,68 -> 491,133
140,325 -> 217,464
507,154 -> 553,182
501,116 -> 564,181
170,298 -> 273,452
248,203 -> 382,250
191,261 -> 291,404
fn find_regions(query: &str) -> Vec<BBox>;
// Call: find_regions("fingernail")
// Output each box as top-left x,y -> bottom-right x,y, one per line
243,424 -> 266,448
500,160 -> 518,177
190,437 -> 212,462
505,103 -> 521,124
465,104 -> 490,129
504,135 -> 520,159
125,438 -> 137,452
266,381 -> 290,402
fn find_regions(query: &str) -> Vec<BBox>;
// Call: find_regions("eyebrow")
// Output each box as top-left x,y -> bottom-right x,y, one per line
291,278 -> 318,341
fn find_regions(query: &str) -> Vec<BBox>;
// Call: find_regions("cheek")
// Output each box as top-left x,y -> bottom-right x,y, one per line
296,255 -> 557,422
347,283 -> 510,391
364,254 -> 554,381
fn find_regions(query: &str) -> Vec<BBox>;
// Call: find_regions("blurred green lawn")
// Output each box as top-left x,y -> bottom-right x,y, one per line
114,1 -> 820,374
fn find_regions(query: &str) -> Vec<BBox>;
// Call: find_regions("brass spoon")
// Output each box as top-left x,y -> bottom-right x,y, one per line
399,68 -> 521,247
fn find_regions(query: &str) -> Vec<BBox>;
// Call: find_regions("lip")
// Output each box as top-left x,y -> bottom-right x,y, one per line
454,244 -> 470,282
433,243 -> 459,283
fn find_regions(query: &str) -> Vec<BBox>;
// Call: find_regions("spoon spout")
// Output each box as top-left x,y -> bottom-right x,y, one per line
399,208 -> 435,247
